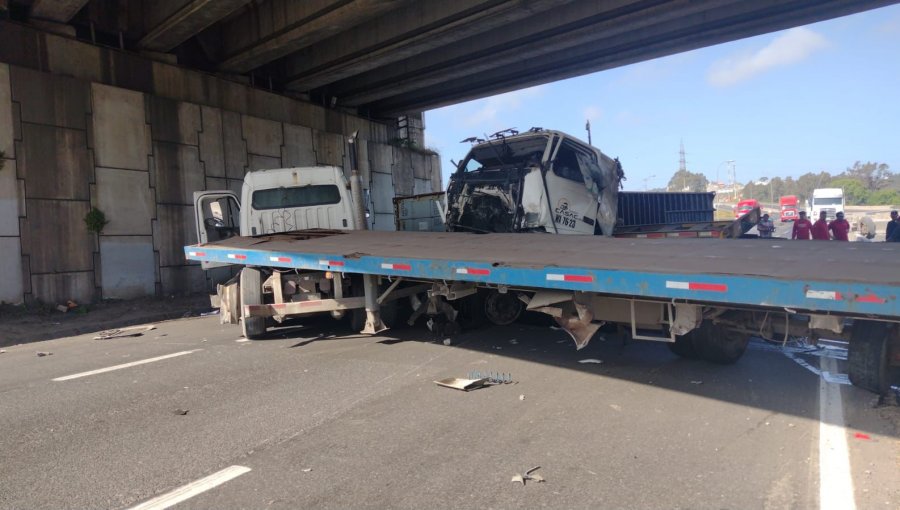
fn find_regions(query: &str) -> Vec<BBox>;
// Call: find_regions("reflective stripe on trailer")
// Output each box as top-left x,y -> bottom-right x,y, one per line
319,259 -> 345,267
635,233 -> 665,239
381,263 -> 412,271
456,268 -> 491,276
269,256 -> 291,263
188,251 -> 206,257
666,281 -> 728,292
227,253 -> 247,260
855,294 -> 886,304
806,290 -> 843,301
547,274 -> 594,283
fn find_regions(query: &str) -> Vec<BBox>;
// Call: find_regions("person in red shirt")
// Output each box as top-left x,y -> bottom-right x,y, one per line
828,211 -> 851,241
792,211 -> 813,240
811,210 -> 830,240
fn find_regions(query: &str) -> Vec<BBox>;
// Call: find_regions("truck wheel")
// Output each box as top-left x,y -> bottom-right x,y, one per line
668,332 -> 699,359
848,321 -> 895,395
692,322 -> 749,364
484,290 -> 523,326
240,268 -> 267,339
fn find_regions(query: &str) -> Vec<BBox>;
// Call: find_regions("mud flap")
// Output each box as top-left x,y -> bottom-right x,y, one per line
216,274 -> 241,325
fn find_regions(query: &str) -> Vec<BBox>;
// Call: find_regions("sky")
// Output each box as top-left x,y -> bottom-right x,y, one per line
424,4 -> 900,192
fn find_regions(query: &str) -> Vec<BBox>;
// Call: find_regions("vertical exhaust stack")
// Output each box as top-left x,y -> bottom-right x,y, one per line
348,132 -> 387,334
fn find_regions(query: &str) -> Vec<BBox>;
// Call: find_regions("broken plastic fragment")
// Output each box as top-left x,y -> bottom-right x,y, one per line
578,359 -> 603,364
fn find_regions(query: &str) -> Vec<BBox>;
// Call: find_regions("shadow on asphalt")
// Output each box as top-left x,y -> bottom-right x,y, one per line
263,311 -> 900,437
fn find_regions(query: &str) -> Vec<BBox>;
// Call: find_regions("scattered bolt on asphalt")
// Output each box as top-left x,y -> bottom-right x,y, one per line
36,351 -> 52,357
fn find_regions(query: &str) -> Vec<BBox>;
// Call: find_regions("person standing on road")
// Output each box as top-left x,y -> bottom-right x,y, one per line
791,211 -> 813,240
811,210 -> 830,240
828,211 -> 851,242
757,213 -> 775,238
887,210 -> 899,242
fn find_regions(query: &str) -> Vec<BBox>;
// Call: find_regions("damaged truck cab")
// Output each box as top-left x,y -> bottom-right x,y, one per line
446,129 -> 624,236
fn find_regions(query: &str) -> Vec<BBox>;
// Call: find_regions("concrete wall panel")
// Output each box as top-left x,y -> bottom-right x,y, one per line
21,199 -> 93,273
31,272 -> 95,305
371,171 -> 394,215
151,61 -> 205,106
95,167 -> 153,235
430,154 -> 442,192
413,179 -> 433,194
160,266 -> 206,296
199,106 -> 225,178
314,130 -> 344,167
10,66 -> 90,131
99,236 -> 156,299
45,36 -> 103,83
18,124 -> 91,200
0,64 -> 14,158
248,154 -> 282,171
223,110 -> 248,179
0,159 -> 20,236
0,237 -> 24,304
391,147 -> 414,196
412,152 -> 427,179
153,142 -> 205,205
206,177 -> 227,190
92,84 -> 149,170
147,96 -> 201,146
154,204 -> 194,267
368,142 -> 393,175
282,124 -> 316,167
243,115 -> 283,158
372,214 -> 395,232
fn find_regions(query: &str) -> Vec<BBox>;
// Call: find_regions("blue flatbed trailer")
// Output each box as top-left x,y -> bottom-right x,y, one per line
185,230 -> 900,394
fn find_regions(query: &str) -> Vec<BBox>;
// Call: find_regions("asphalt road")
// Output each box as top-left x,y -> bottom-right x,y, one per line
1,316 -> 898,509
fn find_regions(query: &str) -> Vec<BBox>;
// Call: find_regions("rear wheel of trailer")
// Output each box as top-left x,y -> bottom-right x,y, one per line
848,320 -> 898,395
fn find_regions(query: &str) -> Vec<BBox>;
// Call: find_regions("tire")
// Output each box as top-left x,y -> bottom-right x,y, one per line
668,332 -> 700,359
692,322 -> 749,364
240,268 -> 267,339
848,321 -> 894,395
484,290 -> 524,326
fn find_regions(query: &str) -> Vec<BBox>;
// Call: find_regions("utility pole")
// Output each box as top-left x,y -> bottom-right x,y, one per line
585,119 -> 592,146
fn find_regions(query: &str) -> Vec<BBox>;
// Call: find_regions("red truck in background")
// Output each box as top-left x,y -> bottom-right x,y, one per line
779,195 -> 798,222
734,198 -> 759,218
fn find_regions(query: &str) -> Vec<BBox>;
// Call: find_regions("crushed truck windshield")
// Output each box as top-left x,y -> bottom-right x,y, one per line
461,136 -> 550,171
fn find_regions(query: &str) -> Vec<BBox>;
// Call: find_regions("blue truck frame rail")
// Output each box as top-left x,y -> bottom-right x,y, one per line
185,240 -> 900,319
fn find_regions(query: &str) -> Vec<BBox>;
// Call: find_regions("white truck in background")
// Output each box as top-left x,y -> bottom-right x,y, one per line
809,188 -> 845,221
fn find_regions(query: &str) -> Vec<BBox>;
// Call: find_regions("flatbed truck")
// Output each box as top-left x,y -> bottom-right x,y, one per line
185,131 -> 900,396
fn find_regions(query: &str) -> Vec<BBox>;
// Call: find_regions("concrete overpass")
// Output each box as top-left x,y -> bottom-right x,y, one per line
6,0 -> 898,117
0,0 -> 896,305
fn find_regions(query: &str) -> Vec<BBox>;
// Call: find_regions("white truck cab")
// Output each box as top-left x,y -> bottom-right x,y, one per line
193,166 -> 356,268
809,188 -> 845,221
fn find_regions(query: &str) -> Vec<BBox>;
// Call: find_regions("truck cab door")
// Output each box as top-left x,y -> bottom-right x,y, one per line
544,141 -> 600,234
193,190 -> 240,269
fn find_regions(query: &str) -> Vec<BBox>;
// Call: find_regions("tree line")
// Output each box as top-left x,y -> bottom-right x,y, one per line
663,162 -> 899,206
743,162 -> 899,206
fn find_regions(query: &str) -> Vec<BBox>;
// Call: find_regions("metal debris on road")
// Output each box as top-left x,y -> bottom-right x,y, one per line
200,310 -> 220,316
93,325 -> 156,340
302,468 -> 312,473
511,466 -> 545,486
174,409 -> 189,415
467,371 -> 513,384
434,377 -> 488,391
519,394 -> 525,401
36,351 -> 52,357
443,339 -> 451,345
578,358 -> 603,364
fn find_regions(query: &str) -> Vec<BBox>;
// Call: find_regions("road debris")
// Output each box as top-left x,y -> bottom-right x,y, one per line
511,466 -> 545,486
200,310 -> 220,317
443,339 -> 451,346
578,358 -> 603,364
0,349 -> 5,354
56,305 -> 68,313
174,409 -> 189,416
854,432 -> 871,440
519,394 -> 525,401
434,377 -> 487,391
509,339 -> 518,345
467,371 -> 513,384
93,325 -> 156,340
302,468 -> 313,473
690,380 -> 703,385
36,351 -> 53,357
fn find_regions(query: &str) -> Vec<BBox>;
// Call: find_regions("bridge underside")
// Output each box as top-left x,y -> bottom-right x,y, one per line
6,0 -> 898,117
